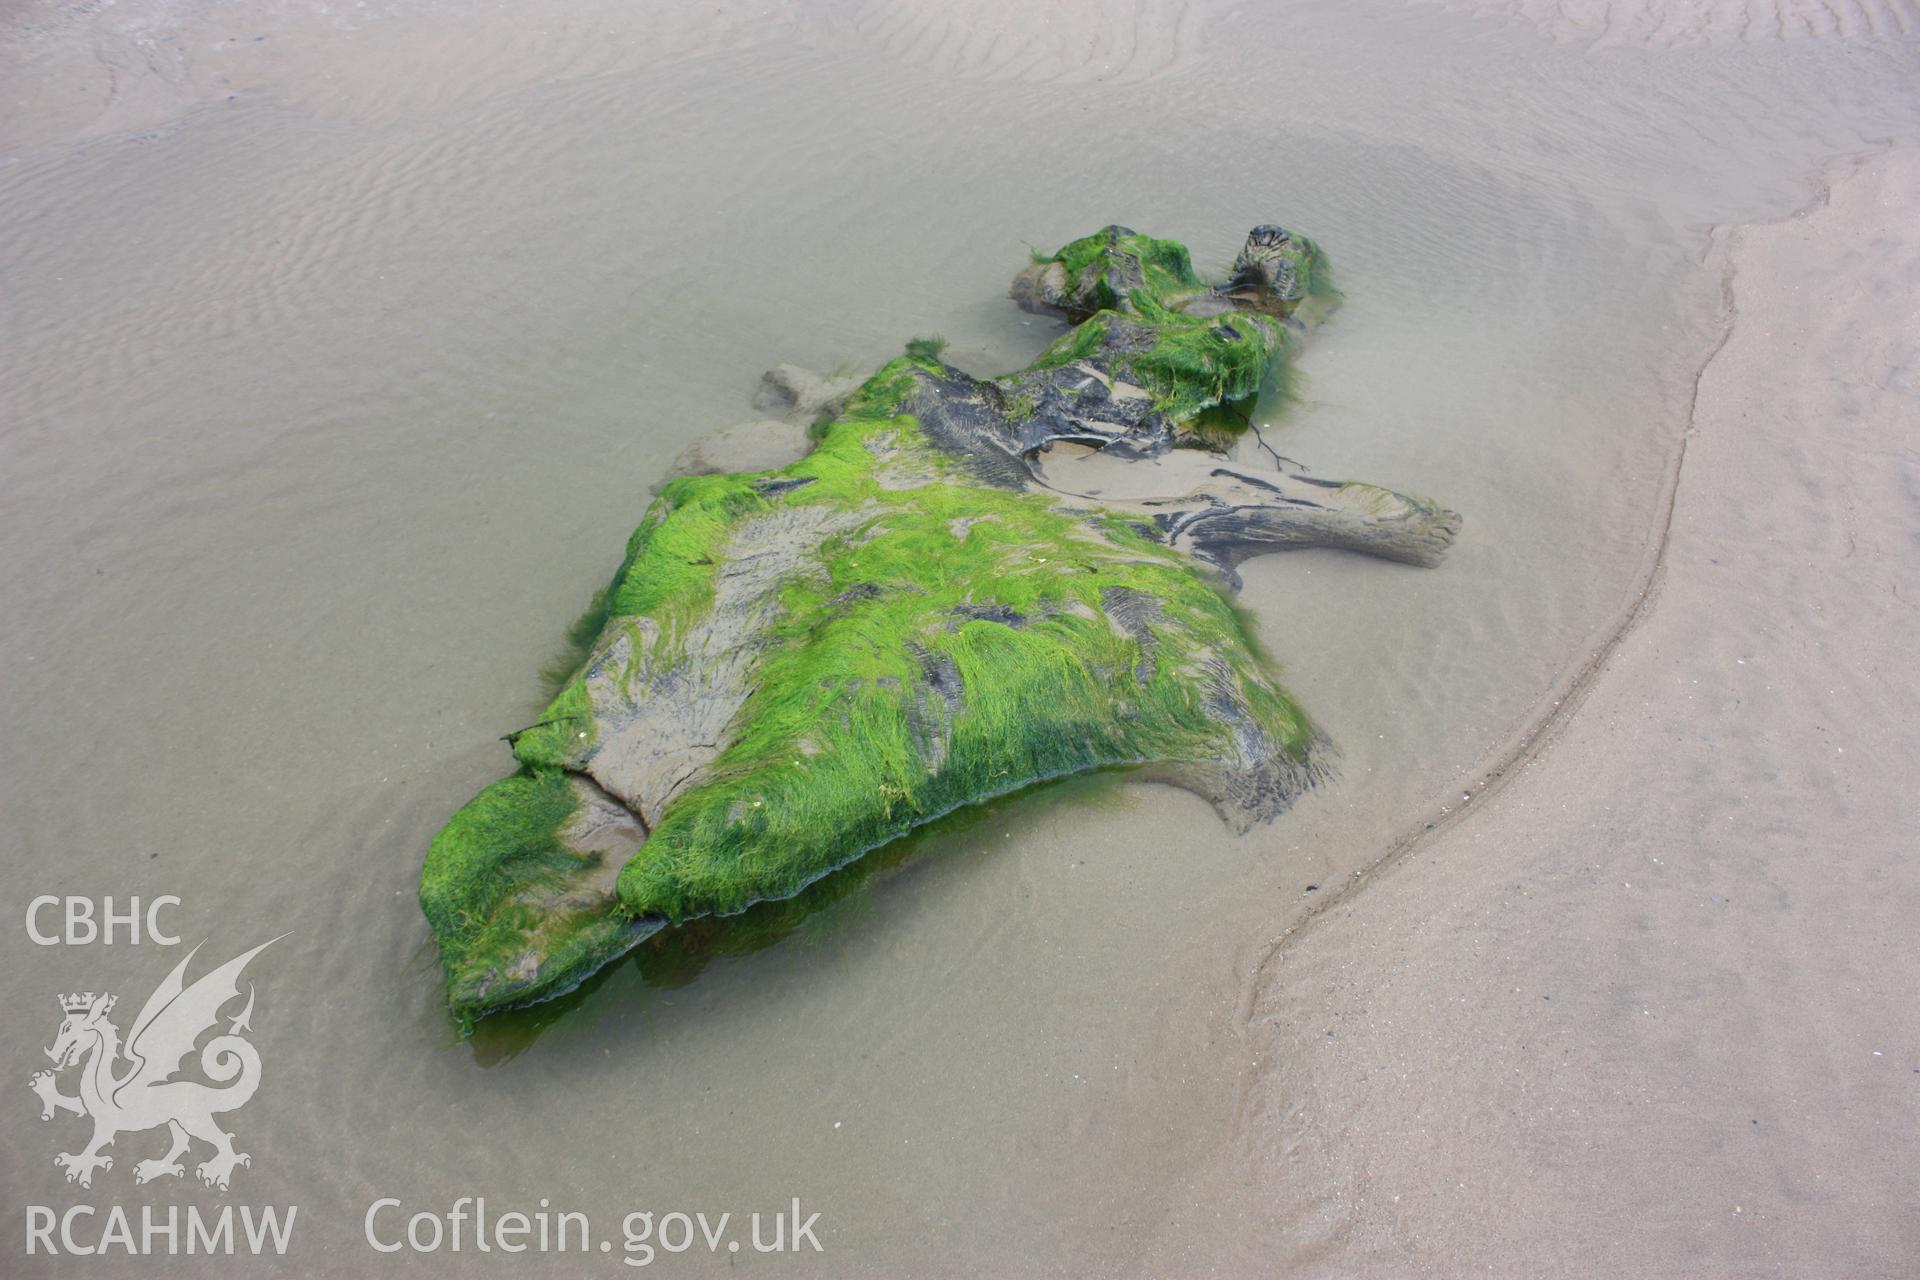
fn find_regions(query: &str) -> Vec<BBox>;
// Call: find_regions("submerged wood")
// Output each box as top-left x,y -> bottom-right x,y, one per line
421,225 -> 1461,1023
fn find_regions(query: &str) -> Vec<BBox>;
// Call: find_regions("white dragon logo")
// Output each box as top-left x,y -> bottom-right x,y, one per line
28,937 -> 281,1191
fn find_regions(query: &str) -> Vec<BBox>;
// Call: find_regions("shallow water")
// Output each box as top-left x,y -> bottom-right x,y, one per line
3,1 -> 1916,1272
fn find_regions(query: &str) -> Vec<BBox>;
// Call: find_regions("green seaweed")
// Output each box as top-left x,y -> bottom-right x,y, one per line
1125,293 -> 1289,421
903,334 -> 950,364
1289,234 -> 1342,328
462,770 -> 1133,1061
419,771 -> 583,998
423,226 -> 1343,1024
1029,312 -> 1112,371
1054,227 -> 1204,309
1018,223 -> 1317,431
610,418 -> 1309,924
537,587 -> 612,692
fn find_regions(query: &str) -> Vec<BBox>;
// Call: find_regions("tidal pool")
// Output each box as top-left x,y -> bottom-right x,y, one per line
3,0 -> 1916,1272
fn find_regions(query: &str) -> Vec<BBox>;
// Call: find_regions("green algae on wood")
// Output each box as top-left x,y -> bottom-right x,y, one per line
420,223 -> 1460,1024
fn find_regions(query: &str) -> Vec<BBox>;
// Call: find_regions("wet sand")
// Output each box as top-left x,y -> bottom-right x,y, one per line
1224,148 -> 1920,1277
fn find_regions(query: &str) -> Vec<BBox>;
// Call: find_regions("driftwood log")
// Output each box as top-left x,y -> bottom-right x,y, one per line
421,224 -> 1460,1023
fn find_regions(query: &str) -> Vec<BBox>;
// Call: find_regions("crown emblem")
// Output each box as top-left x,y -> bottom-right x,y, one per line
59,992 -> 114,1015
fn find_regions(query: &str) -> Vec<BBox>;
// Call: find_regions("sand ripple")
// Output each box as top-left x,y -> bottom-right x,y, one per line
1410,0 -> 1920,46
798,0 -> 1216,83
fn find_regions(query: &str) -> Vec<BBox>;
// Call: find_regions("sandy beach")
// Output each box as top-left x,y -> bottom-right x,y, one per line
2,2 -> 1917,1275
1225,148 -> 1920,1277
